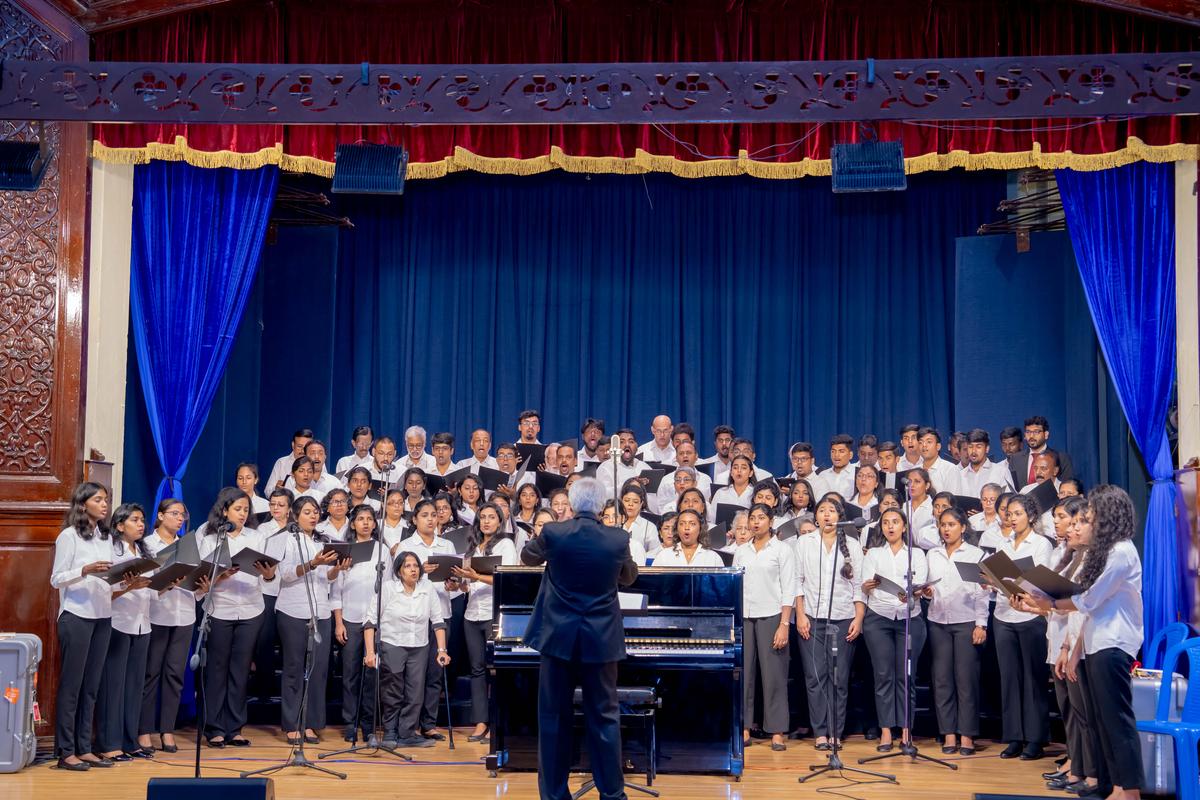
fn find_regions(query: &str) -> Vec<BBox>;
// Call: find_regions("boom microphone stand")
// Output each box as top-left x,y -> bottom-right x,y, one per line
321,464 -> 414,763
800,518 -> 895,785
243,526 -> 346,779
190,521 -> 230,779
858,481 -> 956,771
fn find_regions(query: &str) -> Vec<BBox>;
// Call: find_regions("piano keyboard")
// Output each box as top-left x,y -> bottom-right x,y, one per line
503,644 -> 730,656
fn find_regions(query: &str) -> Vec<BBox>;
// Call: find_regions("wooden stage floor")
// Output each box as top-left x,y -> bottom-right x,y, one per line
7,727 -> 1061,799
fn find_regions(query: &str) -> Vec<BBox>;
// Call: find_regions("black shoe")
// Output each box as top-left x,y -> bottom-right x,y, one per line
304,734 -> 320,745
467,728 -> 490,743
158,740 -> 178,754
1056,754 -> 1069,767
864,728 -> 880,741
81,756 -> 114,768
1072,786 -> 1109,798
999,742 -> 1023,759
398,736 -> 435,748
815,741 -> 831,752
420,730 -> 446,741
876,743 -> 893,753
128,749 -> 154,759
56,758 -> 90,771
1020,743 -> 1045,761
770,742 -> 786,752
228,737 -> 251,747
1047,777 -> 1072,790
205,737 -> 226,748
110,753 -> 133,762
941,745 -> 958,755
958,746 -> 976,756
1044,769 -> 1068,780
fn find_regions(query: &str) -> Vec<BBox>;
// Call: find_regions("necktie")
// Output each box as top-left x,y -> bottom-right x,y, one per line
1027,454 -> 1036,485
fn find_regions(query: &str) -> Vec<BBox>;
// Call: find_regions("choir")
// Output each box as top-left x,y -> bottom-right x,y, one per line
50,412 -> 1147,800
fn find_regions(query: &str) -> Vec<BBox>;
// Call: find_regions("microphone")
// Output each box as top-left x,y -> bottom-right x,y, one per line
610,434 -> 620,458
216,520 -> 236,535
286,522 -> 301,534
835,517 -> 869,530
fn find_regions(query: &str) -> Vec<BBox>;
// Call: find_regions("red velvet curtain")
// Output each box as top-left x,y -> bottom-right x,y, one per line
93,0 -> 1200,172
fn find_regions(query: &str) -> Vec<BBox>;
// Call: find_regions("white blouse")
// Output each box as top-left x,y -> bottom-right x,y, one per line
862,543 -> 927,620
709,483 -> 754,524
625,516 -> 661,556
110,541 -> 153,635
992,531 -> 1055,624
50,527 -> 114,620
925,543 -> 989,627
794,532 -> 864,621
198,528 -> 271,621
316,518 -> 350,542
396,532 -> 462,618
277,533 -> 335,620
143,531 -> 197,627
733,537 -> 797,619
652,546 -> 725,568
464,537 -> 518,623
1071,539 -> 1143,658
330,539 -> 389,625
909,497 -> 940,550
367,581 -> 445,648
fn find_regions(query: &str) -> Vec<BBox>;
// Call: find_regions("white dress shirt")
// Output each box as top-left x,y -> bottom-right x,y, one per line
464,537 -> 518,623
925,543 -> 989,626
628,537 -> 647,567
959,460 -> 1015,497
398,452 -> 438,473
794,533 -> 864,621
316,518 -> 350,542
636,441 -> 676,466
51,527 -> 114,620
266,452 -> 297,492
817,466 -> 855,500
198,528 -> 270,621
898,453 -> 923,472
396,532 -> 461,618
277,533 -> 335,620
367,580 -> 445,648
330,539 -> 389,625
110,542 -> 153,635
1072,539 -> 1143,658
734,537 -> 797,619
655,472 -> 711,512
285,471 -> 341,498
699,455 -> 731,485
651,546 -> 725,567
335,452 -> 374,475
454,455 -> 500,474
709,483 -> 754,523
249,495 -> 270,515
968,512 -> 1002,538
924,458 -> 963,497
992,531 -> 1054,624
624,516 -> 661,556
260,527 -> 290,598
909,497 -> 940,550
595,459 -> 651,499
143,531 -> 197,626
862,544 -> 927,620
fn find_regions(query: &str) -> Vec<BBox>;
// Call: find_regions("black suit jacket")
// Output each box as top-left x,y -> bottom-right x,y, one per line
1008,448 -> 1074,490
520,513 -> 638,664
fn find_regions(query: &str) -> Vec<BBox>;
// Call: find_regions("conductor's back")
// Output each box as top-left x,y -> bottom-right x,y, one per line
519,477 -> 638,800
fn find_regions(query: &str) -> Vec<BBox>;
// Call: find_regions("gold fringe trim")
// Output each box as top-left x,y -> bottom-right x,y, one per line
91,135 -> 1200,179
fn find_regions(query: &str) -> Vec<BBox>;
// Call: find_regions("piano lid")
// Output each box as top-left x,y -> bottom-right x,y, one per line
493,565 -> 743,613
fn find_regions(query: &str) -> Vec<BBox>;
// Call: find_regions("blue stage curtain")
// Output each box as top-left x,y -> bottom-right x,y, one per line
1057,162 -> 1190,644
129,161 -> 278,507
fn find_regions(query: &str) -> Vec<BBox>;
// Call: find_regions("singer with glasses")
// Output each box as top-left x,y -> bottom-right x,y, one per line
196,487 -> 277,748
277,495 -> 351,745
794,495 -> 865,751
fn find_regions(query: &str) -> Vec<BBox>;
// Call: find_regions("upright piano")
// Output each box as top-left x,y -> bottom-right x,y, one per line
486,566 -> 744,778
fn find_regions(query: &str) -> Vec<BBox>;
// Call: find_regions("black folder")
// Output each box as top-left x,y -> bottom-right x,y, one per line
515,443 -> 548,469
228,546 -> 281,575
705,522 -> 729,550
639,469 -> 668,493
440,526 -> 471,555
715,503 -> 743,527
426,554 -> 463,582
535,470 -> 568,495
469,555 -> 503,575
98,557 -> 161,585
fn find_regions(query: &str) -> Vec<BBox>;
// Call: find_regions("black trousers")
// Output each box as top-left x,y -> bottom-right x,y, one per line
744,614 -> 789,733
993,616 -> 1049,745
339,620 -> 375,735
537,656 -> 623,800
55,612 -> 112,757
928,620 -> 981,737
203,614 -> 264,738
862,611 -> 926,729
379,643 -> 427,740
1054,666 -> 1096,779
463,618 -> 491,725
278,612 -> 333,732
251,594 -> 279,700
140,622 -> 192,735
1085,648 -> 1143,790
420,622 -> 446,731
798,616 -> 855,739
97,629 -> 150,753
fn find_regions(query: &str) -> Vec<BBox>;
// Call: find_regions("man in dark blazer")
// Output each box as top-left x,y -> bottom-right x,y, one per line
1007,415 -> 1074,490
521,477 -> 639,800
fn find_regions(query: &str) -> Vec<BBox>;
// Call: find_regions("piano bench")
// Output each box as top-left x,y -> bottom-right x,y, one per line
572,685 -> 659,786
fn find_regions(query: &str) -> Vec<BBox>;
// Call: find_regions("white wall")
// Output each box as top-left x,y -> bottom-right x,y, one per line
84,159 -> 134,502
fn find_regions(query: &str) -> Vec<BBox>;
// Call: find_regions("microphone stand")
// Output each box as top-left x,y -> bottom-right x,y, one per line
858,481 -> 956,771
322,464 -> 413,763
243,527 -> 346,779
190,522 -> 229,779
800,520 -> 895,784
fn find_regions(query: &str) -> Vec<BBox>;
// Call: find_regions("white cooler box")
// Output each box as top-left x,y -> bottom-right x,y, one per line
1132,670 -> 1188,795
0,633 -> 41,773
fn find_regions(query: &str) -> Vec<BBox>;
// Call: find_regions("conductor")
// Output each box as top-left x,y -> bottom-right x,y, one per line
521,477 -> 639,800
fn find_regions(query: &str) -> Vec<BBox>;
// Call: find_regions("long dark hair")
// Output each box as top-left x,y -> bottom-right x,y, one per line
676,486 -> 708,519
433,491 -> 461,529
1007,493 -> 1044,537
816,495 -> 854,579
1076,485 -> 1135,589
112,502 -> 150,558
291,495 -> 328,542
1051,496 -> 1089,572
64,482 -> 110,540
467,501 -> 510,556
455,473 -> 484,511
515,483 -> 543,519
674,509 -> 708,550
867,506 -> 910,551
788,479 -> 816,515
205,487 -> 251,535
348,504 -> 379,541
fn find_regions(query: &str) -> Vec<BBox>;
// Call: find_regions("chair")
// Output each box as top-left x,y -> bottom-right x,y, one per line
1136,637 -> 1200,800
1143,622 -> 1196,670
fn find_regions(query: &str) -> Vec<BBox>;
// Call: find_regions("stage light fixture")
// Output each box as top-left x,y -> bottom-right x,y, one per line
0,121 -> 51,191
831,139 -> 906,194
331,143 -> 408,195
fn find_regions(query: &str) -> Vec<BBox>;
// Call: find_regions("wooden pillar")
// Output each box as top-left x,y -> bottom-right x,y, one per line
0,0 -> 88,733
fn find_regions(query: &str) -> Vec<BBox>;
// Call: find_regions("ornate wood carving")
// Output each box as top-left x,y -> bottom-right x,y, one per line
1,52 -> 1198,125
